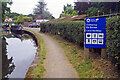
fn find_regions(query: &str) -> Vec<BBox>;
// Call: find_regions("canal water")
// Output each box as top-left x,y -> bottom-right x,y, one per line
2,33 -> 38,78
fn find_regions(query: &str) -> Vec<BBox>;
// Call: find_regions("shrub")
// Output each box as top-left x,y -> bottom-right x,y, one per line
40,21 -> 84,47
40,16 -> 120,68
106,16 -> 120,68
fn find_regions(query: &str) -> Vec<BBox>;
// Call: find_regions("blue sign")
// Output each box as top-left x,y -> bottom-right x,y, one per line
85,17 -> 106,48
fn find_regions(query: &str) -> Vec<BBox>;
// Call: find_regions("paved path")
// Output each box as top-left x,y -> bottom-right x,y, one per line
25,27 -> 79,78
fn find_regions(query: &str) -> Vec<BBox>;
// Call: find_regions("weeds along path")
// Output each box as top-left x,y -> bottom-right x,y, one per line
25,27 -> 79,78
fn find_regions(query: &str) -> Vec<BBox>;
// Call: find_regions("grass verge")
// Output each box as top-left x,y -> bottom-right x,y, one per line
25,29 -> 46,78
46,33 -> 118,78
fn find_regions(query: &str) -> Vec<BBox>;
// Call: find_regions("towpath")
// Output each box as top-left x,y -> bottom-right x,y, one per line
25,27 -> 79,78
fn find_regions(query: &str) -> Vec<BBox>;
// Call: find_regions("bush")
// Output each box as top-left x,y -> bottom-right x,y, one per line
40,16 -> 120,68
106,16 -> 120,68
40,21 -> 84,47
5,20 -> 17,24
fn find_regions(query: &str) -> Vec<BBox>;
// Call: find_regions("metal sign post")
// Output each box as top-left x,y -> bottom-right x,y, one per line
84,17 -> 107,59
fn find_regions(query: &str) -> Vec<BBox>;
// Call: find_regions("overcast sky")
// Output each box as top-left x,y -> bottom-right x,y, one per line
8,0 -> 75,18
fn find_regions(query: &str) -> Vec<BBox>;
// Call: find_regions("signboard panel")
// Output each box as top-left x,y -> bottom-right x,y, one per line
85,17 -> 106,48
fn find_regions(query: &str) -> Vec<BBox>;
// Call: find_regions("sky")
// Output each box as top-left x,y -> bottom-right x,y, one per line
8,0 -> 75,18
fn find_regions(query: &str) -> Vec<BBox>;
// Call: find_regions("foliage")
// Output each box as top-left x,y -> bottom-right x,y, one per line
2,2 -> 12,22
5,20 -> 17,24
106,16 -> 120,68
33,0 -> 52,19
34,65 -> 45,77
74,2 -> 120,16
2,36 -> 15,78
23,16 -> 33,22
49,15 -> 55,20
17,14 -> 24,24
40,16 -> 120,69
5,12 -> 19,19
60,4 -> 78,18
74,2 -> 89,15
27,14 -> 36,20
86,7 -> 99,16
40,21 -> 84,47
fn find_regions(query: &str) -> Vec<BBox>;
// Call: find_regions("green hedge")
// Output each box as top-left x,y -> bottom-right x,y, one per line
40,21 -> 84,47
106,16 -> 120,67
40,17 -> 120,68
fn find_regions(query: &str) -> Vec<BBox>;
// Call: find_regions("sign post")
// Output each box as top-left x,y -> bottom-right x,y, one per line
84,17 -> 107,59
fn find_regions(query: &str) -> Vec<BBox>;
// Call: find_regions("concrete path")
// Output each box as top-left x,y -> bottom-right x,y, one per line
25,27 -> 79,78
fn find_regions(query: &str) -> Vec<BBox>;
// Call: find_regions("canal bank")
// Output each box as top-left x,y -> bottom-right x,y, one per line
25,29 -> 46,78
2,33 -> 38,78
2,29 -> 42,78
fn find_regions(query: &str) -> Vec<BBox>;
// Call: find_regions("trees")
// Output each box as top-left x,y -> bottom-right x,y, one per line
59,4 -> 78,18
17,14 -> 24,24
27,14 -> 35,20
49,15 -> 55,20
5,12 -> 19,18
74,2 -> 120,16
74,2 -> 89,15
2,2 -> 12,22
33,0 -> 52,19
23,16 -> 33,22
2,37 -> 15,78
86,7 -> 99,16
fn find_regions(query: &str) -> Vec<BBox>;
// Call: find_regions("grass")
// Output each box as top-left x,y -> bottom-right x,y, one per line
1,31 -> 9,36
25,29 -> 46,78
46,34 -> 105,78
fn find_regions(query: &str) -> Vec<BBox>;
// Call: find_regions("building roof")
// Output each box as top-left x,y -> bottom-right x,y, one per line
32,16 -> 44,22
5,18 -> 13,19
48,14 -> 87,22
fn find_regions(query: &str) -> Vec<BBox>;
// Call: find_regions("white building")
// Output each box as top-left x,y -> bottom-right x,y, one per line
5,18 -> 13,22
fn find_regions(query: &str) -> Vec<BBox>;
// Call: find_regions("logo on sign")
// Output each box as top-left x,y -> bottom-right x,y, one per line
87,19 -> 91,22
86,18 -> 99,23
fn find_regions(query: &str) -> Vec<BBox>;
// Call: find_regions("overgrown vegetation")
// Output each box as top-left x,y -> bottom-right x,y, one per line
40,16 -> 120,70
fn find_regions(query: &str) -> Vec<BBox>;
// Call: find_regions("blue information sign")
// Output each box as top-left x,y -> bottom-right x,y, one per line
85,17 -> 106,48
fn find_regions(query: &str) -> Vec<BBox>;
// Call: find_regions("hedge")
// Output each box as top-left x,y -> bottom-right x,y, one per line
106,16 -> 120,68
40,21 -> 84,47
40,16 -> 120,68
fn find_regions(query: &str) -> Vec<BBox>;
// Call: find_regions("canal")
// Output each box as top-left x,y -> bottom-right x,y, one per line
2,33 -> 38,78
